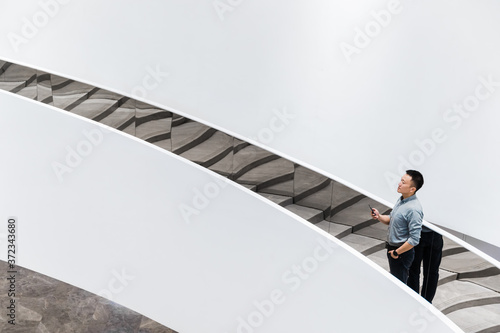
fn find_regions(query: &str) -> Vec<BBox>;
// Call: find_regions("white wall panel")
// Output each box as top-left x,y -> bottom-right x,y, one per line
0,0 -> 498,249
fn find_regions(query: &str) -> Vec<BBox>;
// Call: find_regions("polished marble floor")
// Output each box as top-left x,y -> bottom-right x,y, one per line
0,261 -> 177,333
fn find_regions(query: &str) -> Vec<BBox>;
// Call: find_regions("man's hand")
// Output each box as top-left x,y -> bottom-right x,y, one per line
372,208 -> 390,225
390,250 -> 399,259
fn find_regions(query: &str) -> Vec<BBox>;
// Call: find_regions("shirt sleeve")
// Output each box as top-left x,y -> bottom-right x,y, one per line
406,208 -> 423,246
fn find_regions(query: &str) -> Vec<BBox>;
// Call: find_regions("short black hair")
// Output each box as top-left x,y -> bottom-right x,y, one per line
406,170 -> 424,192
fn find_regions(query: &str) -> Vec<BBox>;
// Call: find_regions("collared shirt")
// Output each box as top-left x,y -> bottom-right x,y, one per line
387,195 -> 423,246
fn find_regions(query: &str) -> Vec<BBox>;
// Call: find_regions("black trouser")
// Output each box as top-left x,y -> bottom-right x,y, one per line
386,243 -> 414,284
407,231 -> 443,303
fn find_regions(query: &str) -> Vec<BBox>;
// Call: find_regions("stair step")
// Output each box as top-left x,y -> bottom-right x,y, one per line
462,275 -> 500,293
236,158 -> 294,188
208,152 -> 233,178
293,166 -> 331,202
329,197 -> 387,232
240,184 -> 256,191
258,193 -> 293,207
330,181 -> 365,215
433,280 -> 500,315
442,237 -> 468,257
232,145 -> 277,179
180,131 -> 233,167
354,221 -> 387,241
284,204 -> 324,223
441,251 -> 500,278
446,304 -> 500,333
339,234 -> 385,256
315,221 -> 352,238
70,99 -> 134,130
135,104 -> 173,151
258,179 -> 293,197
171,121 -> 216,155
295,183 -> 332,218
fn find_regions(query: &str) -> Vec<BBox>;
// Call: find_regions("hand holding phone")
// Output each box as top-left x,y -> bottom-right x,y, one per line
369,204 -> 376,218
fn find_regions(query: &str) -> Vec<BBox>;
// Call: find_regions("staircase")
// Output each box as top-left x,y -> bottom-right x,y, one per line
1,59 -> 499,333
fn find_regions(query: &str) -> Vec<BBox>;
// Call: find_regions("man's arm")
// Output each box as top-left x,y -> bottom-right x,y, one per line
371,208 -> 390,225
389,242 -> 414,258
390,208 -> 423,258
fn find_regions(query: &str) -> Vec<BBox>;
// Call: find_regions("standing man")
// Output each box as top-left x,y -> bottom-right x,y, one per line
371,170 -> 424,283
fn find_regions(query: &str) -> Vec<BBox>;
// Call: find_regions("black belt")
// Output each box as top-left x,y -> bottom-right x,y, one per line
385,242 -> 404,251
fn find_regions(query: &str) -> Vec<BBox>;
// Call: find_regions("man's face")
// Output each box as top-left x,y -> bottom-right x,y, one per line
397,174 -> 415,196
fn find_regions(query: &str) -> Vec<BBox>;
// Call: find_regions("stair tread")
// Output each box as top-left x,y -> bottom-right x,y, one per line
462,275 -> 500,293
171,121 -> 211,151
329,197 -> 386,228
240,184 -> 256,191
441,251 -> 496,275
315,221 -> 352,238
258,193 -> 293,206
285,204 -> 323,223
340,233 -> 385,255
433,280 -> 500,314
236,158 -> 293,184
354,222 -> 387,241
295,184 -> 332,213
294,166 -> 329,195
258,179 -> 293,197
180,131 -> 232,163
232,145 -> 275,173
446,304 -> 500,333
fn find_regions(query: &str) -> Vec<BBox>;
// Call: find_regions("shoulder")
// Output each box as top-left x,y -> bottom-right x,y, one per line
404,196 -> 423,217
411,196 -> 423,211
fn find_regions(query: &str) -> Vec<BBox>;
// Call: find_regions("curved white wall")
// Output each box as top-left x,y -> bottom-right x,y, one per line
0,0 -> 498,249
0,91 -> 462,332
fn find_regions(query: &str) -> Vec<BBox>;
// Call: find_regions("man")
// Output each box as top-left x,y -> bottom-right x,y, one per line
371,170 -> 424,283
407,226 -> 443,303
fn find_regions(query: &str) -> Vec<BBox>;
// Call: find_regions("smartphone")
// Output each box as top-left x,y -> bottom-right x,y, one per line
369,204 -> 375,216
